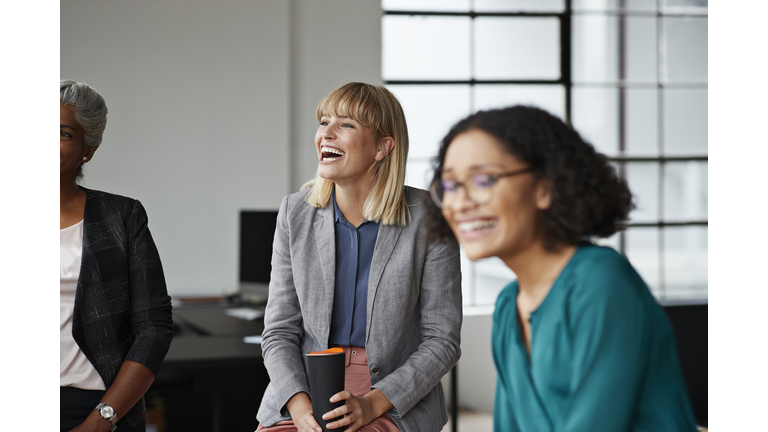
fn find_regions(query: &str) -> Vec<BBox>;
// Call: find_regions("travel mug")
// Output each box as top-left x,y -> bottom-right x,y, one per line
306,347 -> 346,432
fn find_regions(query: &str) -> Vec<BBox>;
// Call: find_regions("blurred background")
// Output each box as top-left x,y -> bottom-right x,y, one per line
60,0 -> 707,430
382,0 -> 708,306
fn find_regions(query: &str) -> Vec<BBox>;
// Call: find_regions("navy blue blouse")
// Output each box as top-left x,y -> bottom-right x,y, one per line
328,195 -> 380,347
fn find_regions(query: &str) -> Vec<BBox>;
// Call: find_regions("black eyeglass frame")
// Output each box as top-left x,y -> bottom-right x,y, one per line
429,167 -> 534,208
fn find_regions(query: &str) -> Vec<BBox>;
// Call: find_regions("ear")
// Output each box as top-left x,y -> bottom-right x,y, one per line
83,145 -> 98,163
374,136 -> 395,161
534,177 -> 552,211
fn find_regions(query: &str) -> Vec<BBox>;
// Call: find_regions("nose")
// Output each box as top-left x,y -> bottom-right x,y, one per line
320,123 -> 337,141
447,185 -> 477,212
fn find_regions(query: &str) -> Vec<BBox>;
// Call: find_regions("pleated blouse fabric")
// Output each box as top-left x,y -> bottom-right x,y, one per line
492,243 -> 697,432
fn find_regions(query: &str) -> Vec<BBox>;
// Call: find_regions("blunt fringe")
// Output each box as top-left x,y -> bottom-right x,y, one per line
302,82 -> 410,226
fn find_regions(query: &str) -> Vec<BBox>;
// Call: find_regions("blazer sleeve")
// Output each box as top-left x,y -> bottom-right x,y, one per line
372,233 -> 463,417
260,195 -> 311,416
123,199 -> 174,375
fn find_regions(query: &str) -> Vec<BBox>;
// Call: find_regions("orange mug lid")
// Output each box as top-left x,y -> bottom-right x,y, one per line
307,347 -> 345,356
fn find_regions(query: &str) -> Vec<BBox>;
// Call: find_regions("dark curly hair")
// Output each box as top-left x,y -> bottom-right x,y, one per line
425,105 -> 634,249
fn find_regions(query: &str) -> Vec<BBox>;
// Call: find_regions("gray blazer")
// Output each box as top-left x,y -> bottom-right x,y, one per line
256,187 -> 462,432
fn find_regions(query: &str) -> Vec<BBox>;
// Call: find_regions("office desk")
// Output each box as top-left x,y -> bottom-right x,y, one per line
149,304 -> 269,432
173,306 -> 264,337
163,336 -> 262,366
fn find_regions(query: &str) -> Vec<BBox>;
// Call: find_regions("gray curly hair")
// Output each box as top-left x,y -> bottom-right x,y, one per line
60,79 -> 108,148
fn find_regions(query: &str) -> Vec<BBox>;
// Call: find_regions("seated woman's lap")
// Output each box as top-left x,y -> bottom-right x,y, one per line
256,348 -> 400,432
256,416 -> 398,432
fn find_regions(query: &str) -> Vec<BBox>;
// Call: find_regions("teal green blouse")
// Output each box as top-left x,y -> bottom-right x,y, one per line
492,243 -> 696,432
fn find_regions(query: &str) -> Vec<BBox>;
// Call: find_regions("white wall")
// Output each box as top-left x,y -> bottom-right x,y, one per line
457,312 -> 497,414
61,0 -> 382,297
289,1 -> 383,192
439,311 -> 496,415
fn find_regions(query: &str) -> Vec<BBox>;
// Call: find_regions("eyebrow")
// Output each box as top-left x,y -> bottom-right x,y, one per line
60,124 -> 76,131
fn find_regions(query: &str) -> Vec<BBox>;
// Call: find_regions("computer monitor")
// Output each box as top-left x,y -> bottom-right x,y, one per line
238,210 -> 279,302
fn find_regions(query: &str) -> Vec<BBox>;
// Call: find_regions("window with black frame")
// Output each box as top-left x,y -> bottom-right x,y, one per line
382,0 -> 707,306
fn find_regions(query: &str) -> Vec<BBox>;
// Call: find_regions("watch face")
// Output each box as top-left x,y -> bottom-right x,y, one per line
102,406 -> 115,418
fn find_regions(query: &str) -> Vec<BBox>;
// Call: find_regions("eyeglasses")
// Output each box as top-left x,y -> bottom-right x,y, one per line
429,167 -> 533,208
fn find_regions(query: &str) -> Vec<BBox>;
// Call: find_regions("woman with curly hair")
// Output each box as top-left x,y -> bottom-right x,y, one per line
426,106 -> 696,431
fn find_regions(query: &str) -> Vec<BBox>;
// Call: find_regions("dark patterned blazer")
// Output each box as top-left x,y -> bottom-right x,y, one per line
71,188 -> 173,432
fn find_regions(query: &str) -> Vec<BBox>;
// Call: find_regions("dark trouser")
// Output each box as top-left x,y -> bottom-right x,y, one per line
60,387 -> 105,432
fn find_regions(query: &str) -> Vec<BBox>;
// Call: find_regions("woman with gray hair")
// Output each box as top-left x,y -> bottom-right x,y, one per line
60,80 -> 173,432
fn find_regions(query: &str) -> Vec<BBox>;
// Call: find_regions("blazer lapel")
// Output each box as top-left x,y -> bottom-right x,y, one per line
72,188 -> 101,333
366,222 -> 404,336
313,205 -> 337,330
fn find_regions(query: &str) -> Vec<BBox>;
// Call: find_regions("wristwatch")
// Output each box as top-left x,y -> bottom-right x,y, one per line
94,403 -> 118,431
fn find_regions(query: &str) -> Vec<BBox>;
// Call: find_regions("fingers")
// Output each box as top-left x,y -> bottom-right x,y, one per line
326,415 -> 357,431
325,397 -> 362,431
297,411 -> 322,432
324,390 -> 354,428
329,390 -> 352,403
323,403 -> 349,422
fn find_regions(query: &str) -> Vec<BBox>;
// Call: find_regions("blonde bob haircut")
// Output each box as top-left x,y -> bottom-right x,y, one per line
302,82 -> 410,226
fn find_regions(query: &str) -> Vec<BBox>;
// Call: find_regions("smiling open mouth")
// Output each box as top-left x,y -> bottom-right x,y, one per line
457,219 -> 497,233
321,146 -> 345,161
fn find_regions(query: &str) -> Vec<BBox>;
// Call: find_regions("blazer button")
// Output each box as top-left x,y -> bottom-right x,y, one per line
370,365 -> 381,375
